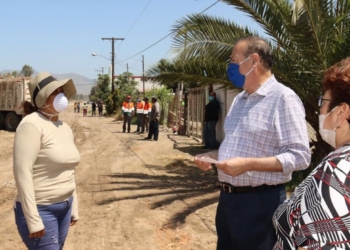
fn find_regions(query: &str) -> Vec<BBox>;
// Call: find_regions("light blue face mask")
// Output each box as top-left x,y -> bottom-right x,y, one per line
226,56 -> 253,88
209,96 -> 214,101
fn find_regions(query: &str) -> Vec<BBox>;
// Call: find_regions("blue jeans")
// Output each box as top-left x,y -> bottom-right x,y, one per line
215,185 -> 286,250
204,121 -> 217,149
14,197 -> 73,250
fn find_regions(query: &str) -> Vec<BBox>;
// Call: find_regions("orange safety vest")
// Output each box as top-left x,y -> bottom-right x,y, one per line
122,101 -> 134,115
136,101 -> 145,114
143,102 -> 152,114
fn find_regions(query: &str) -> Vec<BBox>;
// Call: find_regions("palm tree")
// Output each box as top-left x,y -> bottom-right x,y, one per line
148,0 -> 350,187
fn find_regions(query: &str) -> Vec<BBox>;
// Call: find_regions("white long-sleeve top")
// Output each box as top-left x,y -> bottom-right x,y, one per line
13,112 -> 81,233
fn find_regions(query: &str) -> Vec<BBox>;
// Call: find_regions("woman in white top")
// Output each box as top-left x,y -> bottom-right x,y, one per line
13,72 -> 80,250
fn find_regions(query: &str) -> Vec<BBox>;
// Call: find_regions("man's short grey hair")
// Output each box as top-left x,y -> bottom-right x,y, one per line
237,36 -> 273,69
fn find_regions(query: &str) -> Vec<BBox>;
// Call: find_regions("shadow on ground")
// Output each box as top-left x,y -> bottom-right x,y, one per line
96,156 -> 220,230
167,134 -> 215,157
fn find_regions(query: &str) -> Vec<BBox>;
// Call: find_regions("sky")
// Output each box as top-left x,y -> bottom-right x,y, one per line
1,0 -> 262,80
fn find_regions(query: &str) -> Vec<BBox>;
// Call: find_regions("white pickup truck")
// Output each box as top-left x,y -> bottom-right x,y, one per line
0,77 -> 30,131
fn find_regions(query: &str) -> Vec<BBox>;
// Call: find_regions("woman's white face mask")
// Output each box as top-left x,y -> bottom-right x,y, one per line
318,106 -> 338,148
52,93 -> 68,112
40,93 -> 68,120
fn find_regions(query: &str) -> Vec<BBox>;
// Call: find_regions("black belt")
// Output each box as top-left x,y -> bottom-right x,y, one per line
220,182 -> 283,194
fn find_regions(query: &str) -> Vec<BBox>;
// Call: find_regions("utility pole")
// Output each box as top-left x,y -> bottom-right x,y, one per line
95,67 -> 104,75
126,63 -> 129,84
142,55 -> 145,95
101,37 -> 124,110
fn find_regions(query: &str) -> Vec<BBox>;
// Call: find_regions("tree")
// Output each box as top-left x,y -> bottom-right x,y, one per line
146,86 -> 174,125
147,0 -> 350,189
95,74 -> 111,102
12,71 -> 18,77
114,72 -> 138,108
89,85 -> 99,102
21,64 -> 34,77
88,74 -> 116,114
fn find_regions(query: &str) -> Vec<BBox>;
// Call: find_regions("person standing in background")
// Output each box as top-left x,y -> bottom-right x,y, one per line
13,72 -> 80,250
91,102 -> 96,117
121,95 -> 134,133
83,103 -> 88,117
141,97 -> 152,134
203,91 -> 220,149
145,96 -> 160,141
135,97 -> 145,133
98,101 -> 103,117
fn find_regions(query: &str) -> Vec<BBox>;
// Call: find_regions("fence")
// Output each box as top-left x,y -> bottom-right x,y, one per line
167,86 -> 208,139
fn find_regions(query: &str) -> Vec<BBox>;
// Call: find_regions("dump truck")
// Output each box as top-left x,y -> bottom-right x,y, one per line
0,77 -> 30,131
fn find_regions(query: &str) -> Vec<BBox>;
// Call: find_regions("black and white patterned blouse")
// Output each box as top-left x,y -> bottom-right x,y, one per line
273,144 -> 350,250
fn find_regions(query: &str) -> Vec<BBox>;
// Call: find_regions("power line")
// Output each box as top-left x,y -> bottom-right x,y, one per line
130,56 -> 142,68
118,0 -> 220,63
123,0 -> 152,39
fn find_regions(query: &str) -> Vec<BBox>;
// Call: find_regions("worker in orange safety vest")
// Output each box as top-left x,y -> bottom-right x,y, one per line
135,96 -> 145,133
141,97 -> 152,133
121,95 -> 134,133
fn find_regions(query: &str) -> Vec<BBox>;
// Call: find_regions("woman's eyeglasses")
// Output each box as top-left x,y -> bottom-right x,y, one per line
318,96 -> 331,107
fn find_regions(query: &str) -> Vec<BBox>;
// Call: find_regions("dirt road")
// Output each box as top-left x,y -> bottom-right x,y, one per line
0,105 -> 219,250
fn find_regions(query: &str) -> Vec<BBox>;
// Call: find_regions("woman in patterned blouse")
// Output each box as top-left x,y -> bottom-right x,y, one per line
273,57 -> 350,250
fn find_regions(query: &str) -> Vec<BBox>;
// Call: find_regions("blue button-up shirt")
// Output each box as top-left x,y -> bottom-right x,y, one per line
218,75 -> 311,186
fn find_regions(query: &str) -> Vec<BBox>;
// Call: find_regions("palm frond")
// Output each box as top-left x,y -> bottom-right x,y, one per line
147,57 -> 235,89
220,0 -> 293,47
171,14 -> 256,62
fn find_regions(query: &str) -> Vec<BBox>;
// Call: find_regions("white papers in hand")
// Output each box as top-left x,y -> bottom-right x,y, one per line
199,157 -> 220,164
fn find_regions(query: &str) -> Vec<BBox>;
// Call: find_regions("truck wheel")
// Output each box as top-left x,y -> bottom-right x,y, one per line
5,112 -> 21,132
0,113 -> 5,130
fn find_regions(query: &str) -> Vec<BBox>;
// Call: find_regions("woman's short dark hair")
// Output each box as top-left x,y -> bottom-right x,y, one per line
322,57 -> 350,112
22,101 -> 38,115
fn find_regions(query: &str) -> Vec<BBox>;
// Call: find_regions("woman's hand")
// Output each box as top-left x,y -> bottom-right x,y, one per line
29,229 -> 45,238
70,219 -> 78,226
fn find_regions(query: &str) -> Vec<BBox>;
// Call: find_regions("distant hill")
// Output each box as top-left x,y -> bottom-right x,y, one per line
52,73 -> 94,95
0,70 -> 94,95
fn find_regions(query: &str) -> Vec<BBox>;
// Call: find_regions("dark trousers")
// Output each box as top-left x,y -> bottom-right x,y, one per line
215,184 -> 286,250
147,119 -> 159,140
136,114 -> 143,132
122,115 -> 132,132
142,115 -> 149,132
204,121 -> 217,149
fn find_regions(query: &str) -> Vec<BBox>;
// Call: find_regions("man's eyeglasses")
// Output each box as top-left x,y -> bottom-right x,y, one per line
318,96 -> 331,107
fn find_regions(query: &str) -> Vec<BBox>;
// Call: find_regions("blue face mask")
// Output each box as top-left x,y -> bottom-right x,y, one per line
227,56 -> 253,88
209,96 -> 214,101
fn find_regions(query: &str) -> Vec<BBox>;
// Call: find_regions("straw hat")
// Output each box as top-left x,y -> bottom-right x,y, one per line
28,72 -> 76,108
